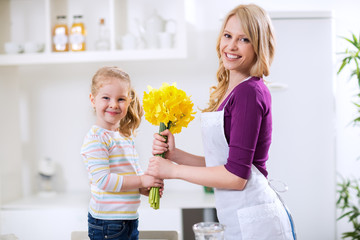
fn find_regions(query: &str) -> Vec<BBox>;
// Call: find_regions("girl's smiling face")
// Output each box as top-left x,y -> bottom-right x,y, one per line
220,15 -> 256,76
90,78 -> 130,131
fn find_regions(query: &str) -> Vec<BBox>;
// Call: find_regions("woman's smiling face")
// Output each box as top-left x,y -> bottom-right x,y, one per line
219,15 -> 256,75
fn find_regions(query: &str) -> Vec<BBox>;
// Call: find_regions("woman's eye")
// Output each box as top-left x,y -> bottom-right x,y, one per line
240,38 -> 250,43
224,33 -> 231,38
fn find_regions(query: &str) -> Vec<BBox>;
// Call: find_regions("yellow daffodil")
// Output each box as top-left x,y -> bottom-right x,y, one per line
143,82 -> 196,134
142,82 -> 196,209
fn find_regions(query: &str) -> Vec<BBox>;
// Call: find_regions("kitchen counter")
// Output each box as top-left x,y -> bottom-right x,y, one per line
1,189 -> 215,210
1,190 -> 215,240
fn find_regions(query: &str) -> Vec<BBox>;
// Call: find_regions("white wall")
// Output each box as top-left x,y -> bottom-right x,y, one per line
0,67 -> 23,204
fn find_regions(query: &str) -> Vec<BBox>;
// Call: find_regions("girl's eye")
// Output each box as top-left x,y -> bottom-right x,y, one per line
224,33 -> 231,38
118,98 -> 126,102
102,96 -> 109,100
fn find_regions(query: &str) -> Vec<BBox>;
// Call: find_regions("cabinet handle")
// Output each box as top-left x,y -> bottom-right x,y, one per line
267,82 -> 288,91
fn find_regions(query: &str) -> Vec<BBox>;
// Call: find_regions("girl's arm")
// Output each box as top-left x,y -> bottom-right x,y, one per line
121,175 -> 163,191
152,130 -> 206,167
82,135 -> 163,193
147,156 -> 247,190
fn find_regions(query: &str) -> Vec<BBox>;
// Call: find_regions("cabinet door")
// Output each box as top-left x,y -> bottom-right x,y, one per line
138,208 -> 182,232
1,208 -> 88,239
267,16 -> 335,240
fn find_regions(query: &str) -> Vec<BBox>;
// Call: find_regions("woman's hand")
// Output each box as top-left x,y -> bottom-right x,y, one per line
152,129 -> 176,160
140,174 -> 163,188
146,156 -> 177,179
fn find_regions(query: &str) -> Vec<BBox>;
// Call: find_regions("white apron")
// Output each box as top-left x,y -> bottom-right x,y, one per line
200,106 -> 295,240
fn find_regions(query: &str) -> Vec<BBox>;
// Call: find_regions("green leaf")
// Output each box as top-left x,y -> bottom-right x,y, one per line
338,211 -> 352,221
342,36 -> 355,46
353,33 -> 359,48
353,116 -> 360,124
338,59 -> 349,74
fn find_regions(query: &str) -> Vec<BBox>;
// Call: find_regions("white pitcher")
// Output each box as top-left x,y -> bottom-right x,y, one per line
136,10 -> 176,49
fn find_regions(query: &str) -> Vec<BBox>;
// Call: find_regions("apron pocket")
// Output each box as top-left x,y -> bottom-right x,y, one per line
237,202 -> 286,240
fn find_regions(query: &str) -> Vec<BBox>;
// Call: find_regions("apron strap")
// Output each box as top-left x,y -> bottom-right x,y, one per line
269,179 -> 288,193
268,179 -> 297,240
221,92 -> 233,111
221,76 -> 253,111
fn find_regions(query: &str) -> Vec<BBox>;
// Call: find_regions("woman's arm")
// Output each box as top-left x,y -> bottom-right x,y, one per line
171,148 -> 205,166
152,129 -> 205,167
147,156 -> 247,190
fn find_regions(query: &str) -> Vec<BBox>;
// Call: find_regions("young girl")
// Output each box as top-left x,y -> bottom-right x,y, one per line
81,66 -> 163,240
148,4 -> 296,240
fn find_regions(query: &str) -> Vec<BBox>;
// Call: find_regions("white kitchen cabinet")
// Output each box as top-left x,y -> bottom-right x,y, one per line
266,12 -> 336,240
0,0 -> 186,65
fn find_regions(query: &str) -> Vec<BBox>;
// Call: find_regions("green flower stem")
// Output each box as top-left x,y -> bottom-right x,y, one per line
149,122 -> 170,210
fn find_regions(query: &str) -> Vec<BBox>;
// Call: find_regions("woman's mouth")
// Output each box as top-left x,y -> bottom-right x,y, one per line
225,53 -> 241,59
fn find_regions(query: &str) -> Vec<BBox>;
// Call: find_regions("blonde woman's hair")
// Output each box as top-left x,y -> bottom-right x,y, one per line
91,66 -> 144,137
203,4 -> 275,112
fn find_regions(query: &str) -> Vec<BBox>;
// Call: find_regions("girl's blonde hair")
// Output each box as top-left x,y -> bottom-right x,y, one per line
91,66 -> 144,137
203,4 -> 275,112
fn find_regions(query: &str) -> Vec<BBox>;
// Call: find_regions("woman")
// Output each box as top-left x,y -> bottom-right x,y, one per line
147,4 -> 296,240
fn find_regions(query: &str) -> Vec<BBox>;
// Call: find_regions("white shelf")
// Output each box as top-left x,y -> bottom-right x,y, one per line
0,0 -> 187,66
269,11 -> 332,19
0,48 -> 187,66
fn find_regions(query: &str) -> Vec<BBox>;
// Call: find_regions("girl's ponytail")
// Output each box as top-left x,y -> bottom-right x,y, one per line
120,87 -> 144,137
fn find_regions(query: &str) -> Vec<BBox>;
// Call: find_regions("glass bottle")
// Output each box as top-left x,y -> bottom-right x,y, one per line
95,18 -> 110,51
52,15 -> 69,52
70,15 -> 86,51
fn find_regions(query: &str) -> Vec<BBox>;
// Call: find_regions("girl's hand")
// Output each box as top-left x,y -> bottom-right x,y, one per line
139,188 -> 150,196
140,185 -> 164,197
146,156 -> 177,179
140,174 -> 163,189
152,129 -> 176,160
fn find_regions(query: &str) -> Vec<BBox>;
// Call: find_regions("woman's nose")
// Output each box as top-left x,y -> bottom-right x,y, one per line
228,39 -> 238,50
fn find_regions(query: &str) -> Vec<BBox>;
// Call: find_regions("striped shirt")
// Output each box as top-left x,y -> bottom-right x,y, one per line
80,125 -> 143,220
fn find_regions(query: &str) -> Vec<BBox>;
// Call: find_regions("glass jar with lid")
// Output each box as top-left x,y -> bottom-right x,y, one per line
52,15 -> 69,52
70,15 -> 86,51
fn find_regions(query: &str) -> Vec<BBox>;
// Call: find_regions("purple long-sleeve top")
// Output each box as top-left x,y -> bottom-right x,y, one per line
217,77 -> 272,179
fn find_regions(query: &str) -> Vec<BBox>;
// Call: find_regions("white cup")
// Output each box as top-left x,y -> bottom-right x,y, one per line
4,42 -> 23,54
121,34 -> 137,50
158,32 -> 174,49
24,42 -> 44,53
145,33 -> 159,49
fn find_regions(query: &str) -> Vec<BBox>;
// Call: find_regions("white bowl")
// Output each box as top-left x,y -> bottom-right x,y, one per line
4,42 -> 23,54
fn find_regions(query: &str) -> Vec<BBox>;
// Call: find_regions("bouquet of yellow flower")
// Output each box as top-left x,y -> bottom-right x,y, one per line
143,82 -> 196,209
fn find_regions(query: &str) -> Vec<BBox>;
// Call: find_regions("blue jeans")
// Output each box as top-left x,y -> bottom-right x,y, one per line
88,213 -> 139,240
